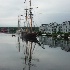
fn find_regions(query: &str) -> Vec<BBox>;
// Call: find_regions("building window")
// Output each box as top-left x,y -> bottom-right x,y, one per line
66,29 -> 67,32
69,29 -> 70,31
66,26 -> 67,28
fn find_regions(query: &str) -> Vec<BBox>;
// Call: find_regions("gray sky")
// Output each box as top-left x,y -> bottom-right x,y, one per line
0,0 -> 70,27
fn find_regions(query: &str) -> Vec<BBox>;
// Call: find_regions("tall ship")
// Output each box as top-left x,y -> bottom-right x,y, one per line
19,0 -> 38,40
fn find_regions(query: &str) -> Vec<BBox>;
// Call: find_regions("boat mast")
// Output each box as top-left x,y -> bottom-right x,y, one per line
25,8 -> 28,31
29,0 -> 33,33
25,8 -> 28,22
18,16 -> 20,30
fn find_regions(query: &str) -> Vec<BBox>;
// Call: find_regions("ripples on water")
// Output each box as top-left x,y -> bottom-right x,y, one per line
0,33 -> 70,70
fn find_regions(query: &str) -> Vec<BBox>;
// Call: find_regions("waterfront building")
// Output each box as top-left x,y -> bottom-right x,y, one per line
60,21 -> 70,33
47,22 -> 59,34
39,21 -> 70,34
39,24 -> 48,33
39,22 -> 59,34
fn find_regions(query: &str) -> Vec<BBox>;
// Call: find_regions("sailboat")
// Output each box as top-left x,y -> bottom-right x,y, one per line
21,0 -> 37,40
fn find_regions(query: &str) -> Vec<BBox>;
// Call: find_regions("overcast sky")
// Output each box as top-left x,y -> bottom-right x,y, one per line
0,0 -> 70,27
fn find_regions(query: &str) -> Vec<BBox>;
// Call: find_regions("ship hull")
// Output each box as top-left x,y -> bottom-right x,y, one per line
21,32 -> 37,40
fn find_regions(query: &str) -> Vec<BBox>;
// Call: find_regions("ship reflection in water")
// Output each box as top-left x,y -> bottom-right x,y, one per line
22,39 -> 40,70
17,35 -> 44,70
17,35 -> 70,70
1,34 -> 70,70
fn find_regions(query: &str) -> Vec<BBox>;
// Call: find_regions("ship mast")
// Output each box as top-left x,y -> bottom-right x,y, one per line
25,8 -> 28,21
29,0 -> 33,33
18,16 -> 20,30
24,0 -> 33,33
25,8 -> 28,31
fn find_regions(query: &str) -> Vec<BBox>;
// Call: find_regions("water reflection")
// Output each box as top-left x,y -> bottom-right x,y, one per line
23,38 -> 42,70
1,34 -> 70,70
39,36 -> 70,52
23,41 -> 37,70
16,35 -> 70,70
17,36 -> 20,52
17,37 -> 42,70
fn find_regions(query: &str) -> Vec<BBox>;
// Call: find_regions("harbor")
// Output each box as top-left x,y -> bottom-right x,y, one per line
0,0 -> 70,70
0,33 -> 70,70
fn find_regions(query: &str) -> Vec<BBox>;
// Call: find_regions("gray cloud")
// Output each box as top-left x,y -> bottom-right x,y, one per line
0,0 -> 70,27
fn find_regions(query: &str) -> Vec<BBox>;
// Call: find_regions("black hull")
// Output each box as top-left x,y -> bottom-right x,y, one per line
22,33 -> 41,46
21,32 -> 37,40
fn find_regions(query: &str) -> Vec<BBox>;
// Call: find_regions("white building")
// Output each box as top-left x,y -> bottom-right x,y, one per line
39,24 -> 48,33
39,22 -> 60,34
60,21 -> 70,33
47,22 -> 59,34
39,21 -> 70,34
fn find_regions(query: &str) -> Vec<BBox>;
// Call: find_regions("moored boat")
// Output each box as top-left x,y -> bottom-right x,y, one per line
20,0 -> 37,40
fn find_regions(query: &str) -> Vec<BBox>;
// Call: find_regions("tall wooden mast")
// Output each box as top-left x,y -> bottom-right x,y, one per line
29,0 -> 33,33
25,8 -> 28,31
18,16 -> 20,30
25,8 -> 28,22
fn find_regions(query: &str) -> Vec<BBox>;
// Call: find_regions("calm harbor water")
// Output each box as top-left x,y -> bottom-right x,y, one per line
0,33 -> 70,70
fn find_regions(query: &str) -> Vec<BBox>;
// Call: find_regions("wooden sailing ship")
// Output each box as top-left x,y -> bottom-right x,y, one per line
21,0 -> 37,40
